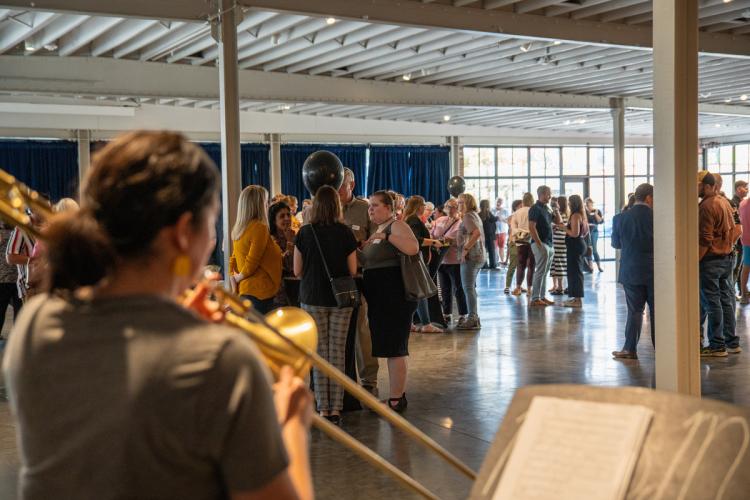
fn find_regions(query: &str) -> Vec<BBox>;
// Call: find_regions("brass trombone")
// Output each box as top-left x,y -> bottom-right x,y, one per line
0,170 -> 476,500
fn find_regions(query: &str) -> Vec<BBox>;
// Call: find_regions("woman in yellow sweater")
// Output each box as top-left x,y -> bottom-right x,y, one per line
231,185 -> 282,314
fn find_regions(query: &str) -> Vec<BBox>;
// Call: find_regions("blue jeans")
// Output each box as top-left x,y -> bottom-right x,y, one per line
460,260 -> 482,318
699,256 -> 739,350
530,242 -> 554,301
622,283 -> 655,352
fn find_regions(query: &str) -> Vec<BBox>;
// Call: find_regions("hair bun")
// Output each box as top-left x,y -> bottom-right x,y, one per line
45,210 -> 114,291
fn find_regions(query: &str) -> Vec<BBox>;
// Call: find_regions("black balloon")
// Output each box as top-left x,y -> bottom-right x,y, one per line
447,176 -> 466,197
302,150 -> 344,196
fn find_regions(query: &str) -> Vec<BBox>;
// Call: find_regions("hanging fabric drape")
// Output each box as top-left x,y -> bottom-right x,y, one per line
367,146 -> 412,196
0,140 -> 78,202
409,146 -> 451,204
281,144 -> 367,201
367,146 -> 450,203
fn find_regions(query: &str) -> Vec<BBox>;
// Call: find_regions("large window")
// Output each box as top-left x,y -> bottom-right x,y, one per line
462,145 -> 655,260
705,144 -> 750,197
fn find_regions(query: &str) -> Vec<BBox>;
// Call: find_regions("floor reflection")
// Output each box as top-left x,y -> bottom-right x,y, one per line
0,264 -> 747,499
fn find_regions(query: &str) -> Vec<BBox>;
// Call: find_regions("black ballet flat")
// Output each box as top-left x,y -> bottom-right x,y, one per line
324,414 -> 342,426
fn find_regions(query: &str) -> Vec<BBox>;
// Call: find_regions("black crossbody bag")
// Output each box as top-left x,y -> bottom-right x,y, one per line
310,225 -> 360,308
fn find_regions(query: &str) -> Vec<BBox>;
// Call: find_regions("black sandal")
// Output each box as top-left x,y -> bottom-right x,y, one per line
386,393 -> 408,413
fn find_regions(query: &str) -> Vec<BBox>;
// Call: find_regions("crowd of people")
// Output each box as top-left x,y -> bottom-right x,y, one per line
0,130 -> 747,499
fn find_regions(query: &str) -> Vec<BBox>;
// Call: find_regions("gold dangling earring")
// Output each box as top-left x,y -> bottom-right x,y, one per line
172,254 -> 191,277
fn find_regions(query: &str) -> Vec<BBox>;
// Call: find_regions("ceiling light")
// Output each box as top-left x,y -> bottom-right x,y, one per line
282,105 -> 291,110
326,17 -> 337,25
271,34 -> 280,45
23,40 -> 37,52
723,0 -> 732,3
443,115 -> 451,121
741,94 -> 748,101
43,42 -> 57,51
715,123 -> 722,128
553,40 -> 562,45
402,73 -> 411,81
699,92 -> 712,98
563,120 -> 571,125
725,98 -> 733,103
520,43 -> 532,53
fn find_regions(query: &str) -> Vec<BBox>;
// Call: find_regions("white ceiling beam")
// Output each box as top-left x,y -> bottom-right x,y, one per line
359,35 -> 501,80
0,0 -> 213,22
570,0 -> 647,20
112,21 -> 183,59
57,15 -> 124,56
23,13 -> 89,54
250,20 -> 370,70
249,23 -> 399,72
600,3 -> 652,23
296,27 -> 425,75
90,18 -> 158,56
138,22 -> 207,61
483,0 -> 523,9
514,0 -> 569,15
1,56 -> 748,117
240,0 -> 750,57
167,10 -> 277,63
0,10 -> 56,54
544,0 -> 611,17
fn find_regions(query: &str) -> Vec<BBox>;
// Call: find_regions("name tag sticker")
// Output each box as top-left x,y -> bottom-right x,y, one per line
352,225 -> 360,231
372,239 -> 382,244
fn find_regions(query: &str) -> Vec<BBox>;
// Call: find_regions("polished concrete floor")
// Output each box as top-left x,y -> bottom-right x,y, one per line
0,265 -> 748,499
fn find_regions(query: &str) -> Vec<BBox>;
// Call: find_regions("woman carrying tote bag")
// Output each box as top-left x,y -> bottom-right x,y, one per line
361,191 -> 419,413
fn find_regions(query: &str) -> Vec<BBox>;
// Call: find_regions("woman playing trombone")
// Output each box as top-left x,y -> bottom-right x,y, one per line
3,131 -> 313,500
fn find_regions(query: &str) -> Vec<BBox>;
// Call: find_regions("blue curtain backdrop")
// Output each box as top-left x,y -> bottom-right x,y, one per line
0,140 -> 78,202
409,146 -> 451,204
281,144 -> 367,201
197,143 -> 270,270
367,146 -> 450,204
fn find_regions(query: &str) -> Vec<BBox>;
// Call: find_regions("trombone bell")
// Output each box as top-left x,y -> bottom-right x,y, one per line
261,307 -> 318,377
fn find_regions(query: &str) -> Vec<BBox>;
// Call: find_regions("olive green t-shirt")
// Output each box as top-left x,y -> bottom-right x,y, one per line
3,294 -> 288,500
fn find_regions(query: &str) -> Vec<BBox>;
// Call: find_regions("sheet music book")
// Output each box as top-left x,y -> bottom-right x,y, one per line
492,396 -> 653,500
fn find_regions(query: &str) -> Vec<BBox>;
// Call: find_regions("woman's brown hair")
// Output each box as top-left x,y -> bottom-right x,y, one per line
370,190 -> 395,211
402,195 -> 425,221
45,130 -> 220,291
309,185 -> 342,225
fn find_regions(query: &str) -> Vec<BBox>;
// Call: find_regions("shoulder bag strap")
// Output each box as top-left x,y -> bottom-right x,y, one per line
309,225 -> 333,282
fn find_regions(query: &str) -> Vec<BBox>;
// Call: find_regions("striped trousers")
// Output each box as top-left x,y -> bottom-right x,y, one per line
302,304 -> 354,412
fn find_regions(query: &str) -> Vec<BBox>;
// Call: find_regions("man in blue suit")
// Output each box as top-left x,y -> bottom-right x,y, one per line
611,183 -> 654,360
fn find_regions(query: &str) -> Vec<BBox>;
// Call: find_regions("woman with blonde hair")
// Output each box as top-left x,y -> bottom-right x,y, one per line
456,193 -> 485,330
231,185 -> 282,314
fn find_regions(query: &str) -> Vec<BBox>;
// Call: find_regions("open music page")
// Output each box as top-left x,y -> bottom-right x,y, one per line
492,396 -> 653,500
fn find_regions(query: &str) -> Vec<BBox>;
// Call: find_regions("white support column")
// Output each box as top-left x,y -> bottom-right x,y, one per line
268,133 -> 282,196
76,129 -> 90,197
448,136 -> 463,177
215,0 -> 242,281
611,98 -> 625,277
653,0 -> 701,395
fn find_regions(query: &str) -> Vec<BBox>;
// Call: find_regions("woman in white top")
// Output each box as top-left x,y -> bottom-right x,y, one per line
510,192 -> 535,296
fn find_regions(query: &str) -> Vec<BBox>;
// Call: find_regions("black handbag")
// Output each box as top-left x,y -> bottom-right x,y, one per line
310,225 -> 360,308
385,223 -> 438,301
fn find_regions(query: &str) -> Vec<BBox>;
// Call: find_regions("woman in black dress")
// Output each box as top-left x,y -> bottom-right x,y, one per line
361,191 -> 420,412
564,195 -> 590,308
585,197 -> 604,272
